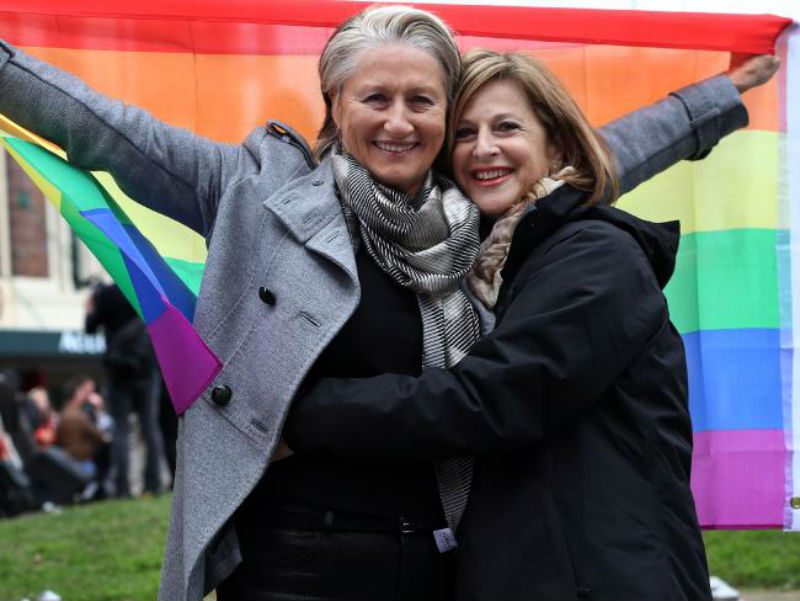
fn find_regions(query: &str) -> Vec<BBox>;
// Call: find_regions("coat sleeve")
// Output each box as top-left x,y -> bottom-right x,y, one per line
285,222 -> 667,460
600,75 -> 748,197
0,41 -> 261,236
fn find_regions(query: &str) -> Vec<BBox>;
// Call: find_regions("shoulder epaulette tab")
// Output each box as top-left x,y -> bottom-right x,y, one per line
266,120 -> 315,168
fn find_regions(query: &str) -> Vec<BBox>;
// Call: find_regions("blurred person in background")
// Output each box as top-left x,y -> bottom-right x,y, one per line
0,408 -> 31,517
0,393 -> 22,469
158,381 -> 178,483
56,375 -> 109,482
86,283 -> 165,497
0,370 -> 37,463
22,387 -> 58,450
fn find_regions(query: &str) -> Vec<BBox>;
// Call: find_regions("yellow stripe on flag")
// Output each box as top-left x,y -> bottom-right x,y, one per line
618,130 -> 779,234
1,139 -> 64,212
94,172 -> 208,264
0,115 -> 64,156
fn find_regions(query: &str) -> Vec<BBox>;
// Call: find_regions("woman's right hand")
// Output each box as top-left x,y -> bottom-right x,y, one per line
728,54 -> 781,93
271,439 -> 295,463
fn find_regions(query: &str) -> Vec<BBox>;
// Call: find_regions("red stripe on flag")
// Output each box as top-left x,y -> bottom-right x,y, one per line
0,0 -> 792,55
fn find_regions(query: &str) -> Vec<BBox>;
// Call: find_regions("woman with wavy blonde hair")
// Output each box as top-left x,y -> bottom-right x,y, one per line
450,49 -> 618,203
454,49 -> 620,307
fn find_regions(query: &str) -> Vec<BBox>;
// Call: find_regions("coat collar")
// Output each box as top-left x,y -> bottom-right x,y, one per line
500,185 -> 586,285
264,159 -> 358,281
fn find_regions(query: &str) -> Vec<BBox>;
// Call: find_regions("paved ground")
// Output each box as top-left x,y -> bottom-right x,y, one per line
743,591 -> 800,601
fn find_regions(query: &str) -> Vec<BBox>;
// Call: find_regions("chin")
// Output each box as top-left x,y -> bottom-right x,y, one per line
379,170 -> 425,193
472,195 -> 515,218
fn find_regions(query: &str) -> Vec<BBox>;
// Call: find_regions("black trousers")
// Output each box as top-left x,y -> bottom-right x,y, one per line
217,525 -> 456,601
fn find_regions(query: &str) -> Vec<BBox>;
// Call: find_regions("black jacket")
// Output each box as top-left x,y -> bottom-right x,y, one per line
286,187 -> 710,601
86,284 -> 155,382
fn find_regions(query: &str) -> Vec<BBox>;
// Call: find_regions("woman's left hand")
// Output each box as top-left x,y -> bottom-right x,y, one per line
727,54 -> 780,93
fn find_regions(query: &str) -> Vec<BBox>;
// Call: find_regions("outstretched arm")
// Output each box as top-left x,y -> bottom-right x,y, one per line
600,55 -> 778,197
285,222 -> 667,461
0,42 -> 262,235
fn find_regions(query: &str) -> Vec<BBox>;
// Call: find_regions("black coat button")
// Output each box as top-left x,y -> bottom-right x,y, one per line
258,286 -> 276,305
211,385 -> 232,406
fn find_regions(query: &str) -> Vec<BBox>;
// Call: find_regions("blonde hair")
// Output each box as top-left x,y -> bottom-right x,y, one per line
449,49 -> 619,205
314,5 -> 460,162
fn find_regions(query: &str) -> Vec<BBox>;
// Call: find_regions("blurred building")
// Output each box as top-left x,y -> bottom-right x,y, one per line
0,149 -> 107,394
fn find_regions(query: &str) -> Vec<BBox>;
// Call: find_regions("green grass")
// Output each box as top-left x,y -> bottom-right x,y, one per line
1,496 -> 800,600
705,530 -> 800,590
0,496 -> 170,601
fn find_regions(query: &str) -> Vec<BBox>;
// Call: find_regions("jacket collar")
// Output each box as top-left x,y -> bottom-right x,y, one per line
500,185 -> 586,284
264,159 -> 358,281
502,185 -> 680,290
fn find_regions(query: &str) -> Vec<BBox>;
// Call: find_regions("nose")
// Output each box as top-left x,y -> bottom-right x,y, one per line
473,128 -> 498,160
383,100 -> 414,137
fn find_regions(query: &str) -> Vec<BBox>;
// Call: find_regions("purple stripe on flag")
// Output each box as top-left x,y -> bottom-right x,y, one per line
147,304 -> 221,415
692,429 -> 786,529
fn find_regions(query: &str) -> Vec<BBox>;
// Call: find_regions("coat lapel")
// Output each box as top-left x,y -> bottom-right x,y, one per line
264,160 -> 358,281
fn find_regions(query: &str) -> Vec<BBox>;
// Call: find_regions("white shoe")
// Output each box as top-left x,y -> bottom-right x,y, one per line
710,576 -> 740,601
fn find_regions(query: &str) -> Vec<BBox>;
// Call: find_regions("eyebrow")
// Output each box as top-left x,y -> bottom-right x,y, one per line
408,86 -> 441,96
354,82 -> 443,96
458,112 -> 520,125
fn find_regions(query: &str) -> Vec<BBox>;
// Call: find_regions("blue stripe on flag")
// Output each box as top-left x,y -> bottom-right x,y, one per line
686,328 -> 784,432
81,208 -> 166,323
122,224 -> 197,322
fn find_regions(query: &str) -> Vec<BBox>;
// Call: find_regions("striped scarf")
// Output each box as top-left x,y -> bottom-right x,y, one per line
468,167 -> 574,309
332,150 -> 480,532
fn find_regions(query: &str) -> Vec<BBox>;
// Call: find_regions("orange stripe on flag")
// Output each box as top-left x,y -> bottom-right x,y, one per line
25,45 -> 779,146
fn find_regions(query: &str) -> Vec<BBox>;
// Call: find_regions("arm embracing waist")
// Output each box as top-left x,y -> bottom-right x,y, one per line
286,223 -> 667,460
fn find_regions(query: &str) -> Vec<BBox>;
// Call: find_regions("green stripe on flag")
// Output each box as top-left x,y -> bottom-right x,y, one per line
164,257 -> 205,296
4,136 -> 147,316
58,195 -> 144,317
4,138 -> 119,215
666,228 -> 779,334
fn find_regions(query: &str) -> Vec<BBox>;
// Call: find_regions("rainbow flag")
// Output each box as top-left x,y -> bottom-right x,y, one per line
0,0 -> 795,530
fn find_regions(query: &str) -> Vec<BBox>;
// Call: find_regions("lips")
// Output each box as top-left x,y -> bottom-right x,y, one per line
470,167 -> 513,186
374,141 -> 418,153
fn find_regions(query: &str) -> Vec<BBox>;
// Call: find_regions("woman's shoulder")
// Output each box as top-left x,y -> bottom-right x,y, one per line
514,204 -> 679,290
526,218 -> 645,277
262,121 -> 315,167
238,120 -> 315,177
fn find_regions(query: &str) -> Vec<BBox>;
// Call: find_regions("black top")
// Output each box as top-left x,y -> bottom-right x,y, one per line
85,283 -> 138,344
242,249 -> 446,526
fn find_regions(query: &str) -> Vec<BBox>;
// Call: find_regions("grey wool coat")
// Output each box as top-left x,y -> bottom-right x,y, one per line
0,40 -> 746,601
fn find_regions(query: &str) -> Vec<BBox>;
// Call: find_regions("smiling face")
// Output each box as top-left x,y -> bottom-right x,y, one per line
452,79 -> 560,218
331,44 -> 448,195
